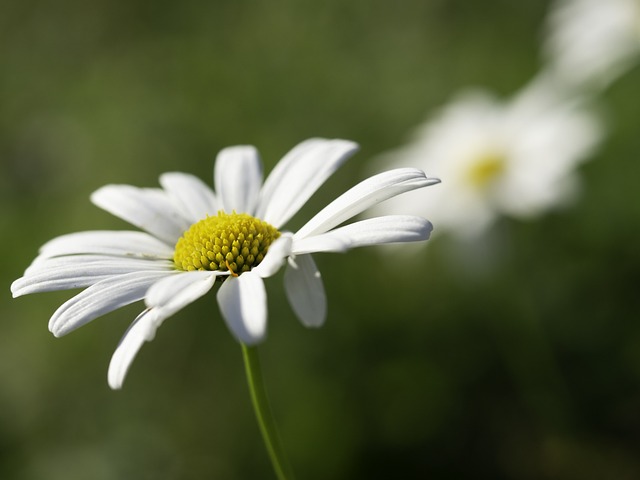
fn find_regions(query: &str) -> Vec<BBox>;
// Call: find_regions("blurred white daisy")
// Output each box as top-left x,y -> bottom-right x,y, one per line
11,138 -> 439,389
543,0 -> 640,91
371,78 -> 603,239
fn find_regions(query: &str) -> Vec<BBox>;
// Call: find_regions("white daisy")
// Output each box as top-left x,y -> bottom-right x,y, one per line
370,78 -> 603,239
11,138 -> 439,389
543,0 -> 640,91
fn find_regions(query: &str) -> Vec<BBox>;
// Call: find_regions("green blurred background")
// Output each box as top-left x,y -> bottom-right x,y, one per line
2,0 -> 640,478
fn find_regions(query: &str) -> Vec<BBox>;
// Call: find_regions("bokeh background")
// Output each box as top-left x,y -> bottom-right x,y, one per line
2,0 -> 640,478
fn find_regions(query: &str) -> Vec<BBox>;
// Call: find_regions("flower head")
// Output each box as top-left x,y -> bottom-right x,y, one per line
370,79 -> 603,239
543,0 -> 640,91
11,138 -> 439,389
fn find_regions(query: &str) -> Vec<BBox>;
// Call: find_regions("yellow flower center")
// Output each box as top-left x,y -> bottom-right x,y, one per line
174,211 -> 281,275
466,153 -> 505,189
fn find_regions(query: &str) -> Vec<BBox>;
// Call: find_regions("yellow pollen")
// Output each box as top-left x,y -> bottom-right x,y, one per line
466,153 -> 505,188
174,211 -> 281,275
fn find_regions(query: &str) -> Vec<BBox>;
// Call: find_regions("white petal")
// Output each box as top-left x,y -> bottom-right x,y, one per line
48,271 -> 170,337
108,308 -> 161,390
217,273 -> 267,344
145,270 -> 220,316
252,234 -> 293,278
91,185 -> 191,244
295,168 -> 440,239
292,216 -> 433,254
159,172 -> 218,223
214,146 -> 263,214
13,256 -> 173,297
108,270 -> 221,390
26,254 -> 171,275
33,230 -> 174,262
284,254 -> 326,328
256,139 -> 359,228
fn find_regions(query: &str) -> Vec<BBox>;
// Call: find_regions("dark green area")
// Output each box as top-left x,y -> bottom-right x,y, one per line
2,0 -> 640,478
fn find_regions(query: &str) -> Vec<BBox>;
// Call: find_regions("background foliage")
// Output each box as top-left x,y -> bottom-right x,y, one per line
2,0 -> 640,478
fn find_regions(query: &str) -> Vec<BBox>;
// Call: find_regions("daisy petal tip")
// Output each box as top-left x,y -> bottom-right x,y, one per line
426,176 -> 442,186
326,138 -> 360,163
158,171 -> 179,183
89,184 -> 113,205
422,227 -> 434,242
108,350 -> 132,390
219,144 -> 258,156
108,372 -> 123,391
238,328 -> 267,346
225,312 -> 267,345
107,360 -> 129,390
399,216 -> 435,243
413,171 -> 441,187
426,222 -> 435,239
49,325 -> 66,338
48,313 -> 73,338
301,309 -> 326,329
418,218 -> 435,239
233,318 -> 267,345
10,280 -> 23,298
334,138 -> 360,153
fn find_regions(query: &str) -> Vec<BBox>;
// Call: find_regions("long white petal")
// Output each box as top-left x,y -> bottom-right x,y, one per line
292,216 -> 433,254
108,308 -> 160,390
26,254 -> 171,274
217,273 -> 267,344
284,254 -> 326,328
13,256 -> 173,297
252,234 -> 293,278
159,172 -> 218,223
214,146 -> 263,214
33,231 -> 174,263
48,271 -> 170,337
91,185 -> 191,244
295,169 -> 440,239
145,270 -> 220,316
108,270 -> 221,390
256,139 -> 359,228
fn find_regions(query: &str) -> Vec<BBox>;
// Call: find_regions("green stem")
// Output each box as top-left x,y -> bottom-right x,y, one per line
241,344 -> 294,480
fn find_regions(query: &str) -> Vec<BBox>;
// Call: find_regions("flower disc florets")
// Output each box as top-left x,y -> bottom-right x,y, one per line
467,153 -> 505,188
174,211 -> 281,275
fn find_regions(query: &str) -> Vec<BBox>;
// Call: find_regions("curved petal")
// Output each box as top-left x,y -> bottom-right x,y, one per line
108,308 -> 160,390
284,254 -> 326,328
144,270 -> 220,316
292,216 -> 433,254
13,256 -> 173,297
256,138 -> 359,228
217,273 -> 267,344
214,146 -> 263,214
159,172 -> 218,223
91,185 -> 191,245
48,271 -> 170,337
108,270 -> 221,390
252,233 -> 293,278
32,231 -> 174,263
295,169 -> 440,239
